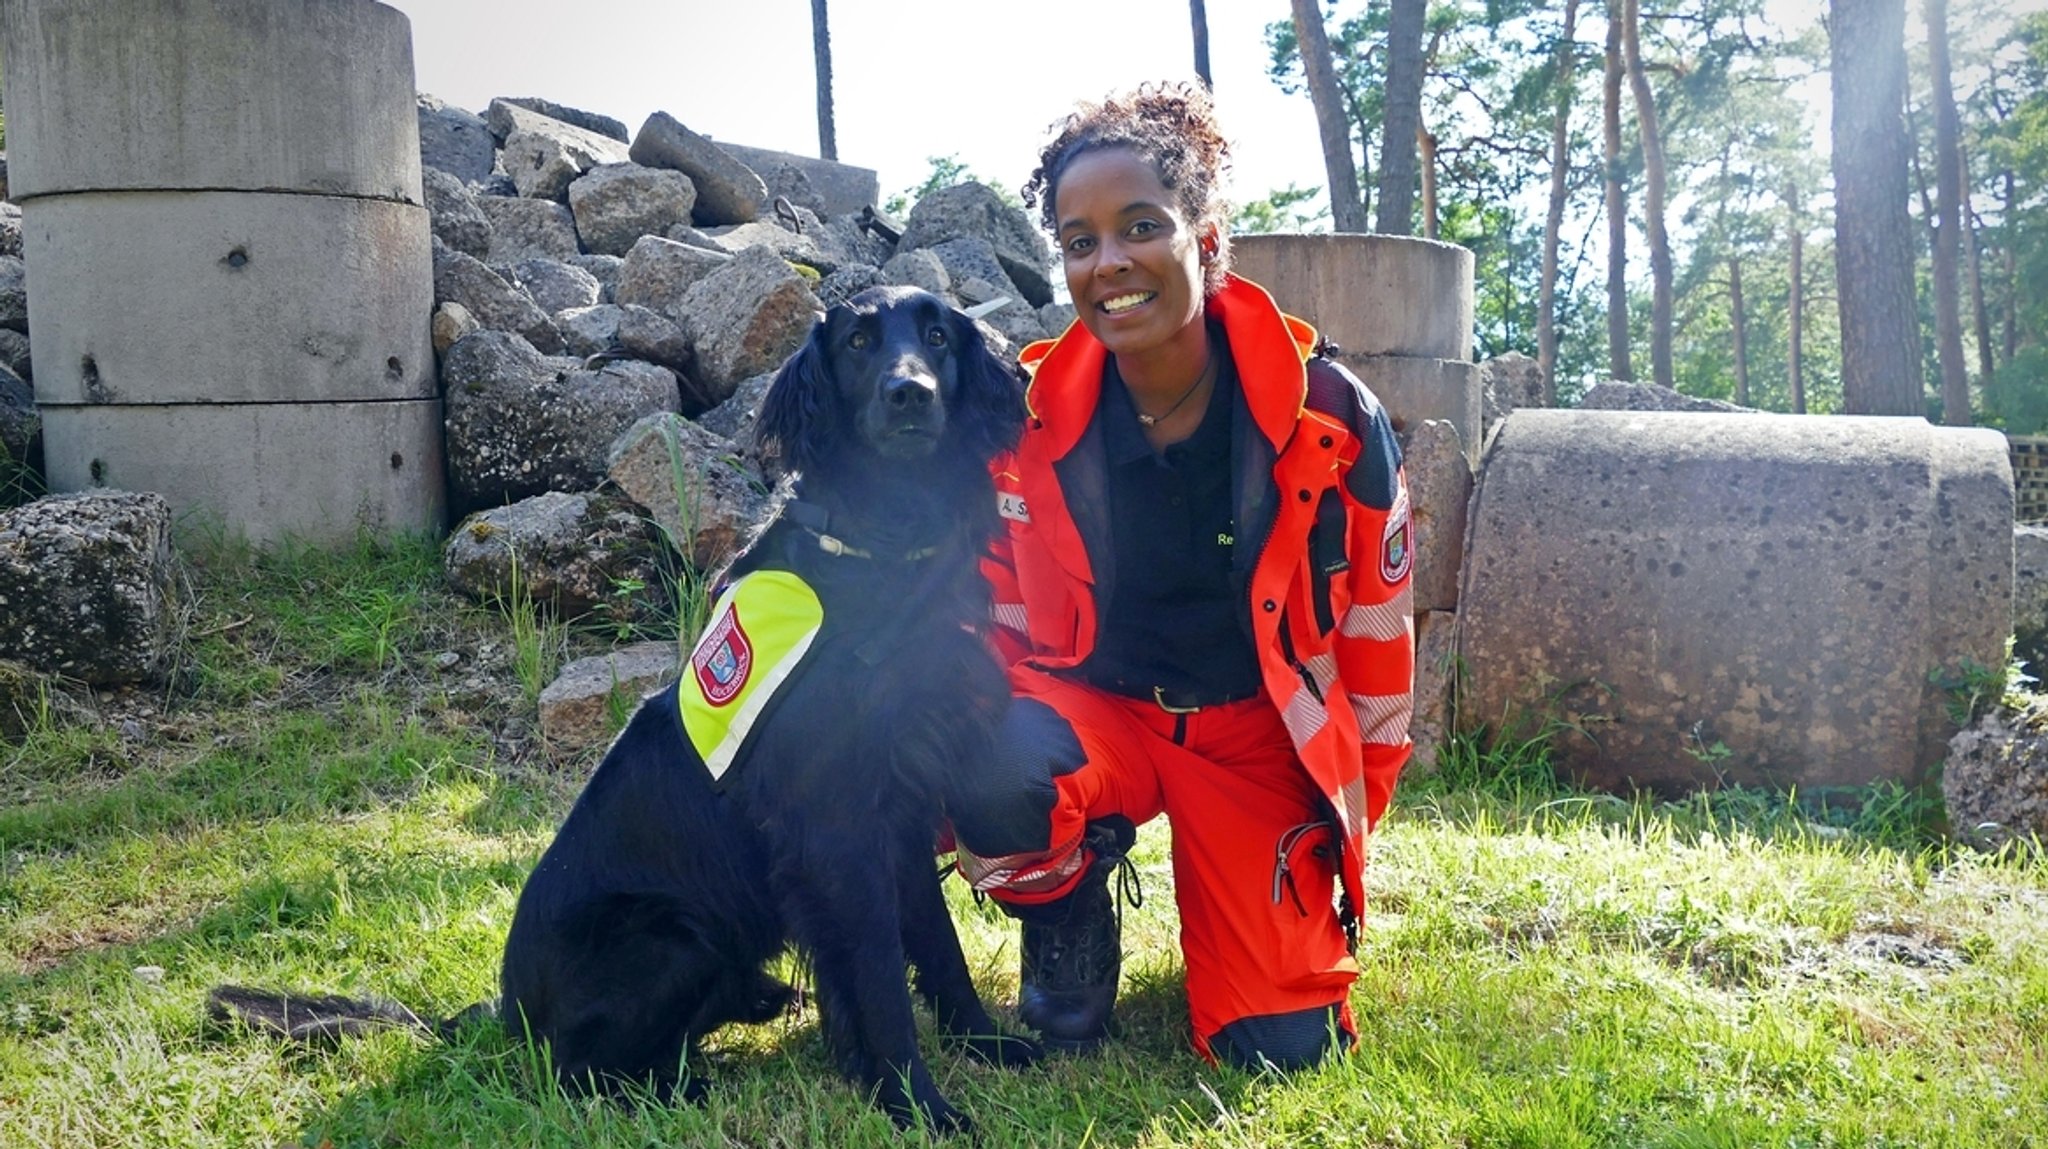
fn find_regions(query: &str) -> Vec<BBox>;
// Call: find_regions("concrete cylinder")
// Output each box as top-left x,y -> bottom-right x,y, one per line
1457,410 -> 2014,794
0,0 -> 441,543
1232,234 -> 1480,457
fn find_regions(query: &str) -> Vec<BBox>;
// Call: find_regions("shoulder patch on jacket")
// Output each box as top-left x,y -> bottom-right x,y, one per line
1305,356 -> 1404,511
679,569 -> 825,785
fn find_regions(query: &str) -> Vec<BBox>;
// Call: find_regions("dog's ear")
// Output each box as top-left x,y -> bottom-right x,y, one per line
755,318 -> 836,475
948,310 -> 1028,463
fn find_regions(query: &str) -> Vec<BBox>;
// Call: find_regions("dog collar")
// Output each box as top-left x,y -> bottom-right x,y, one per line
786,500 -> 942,562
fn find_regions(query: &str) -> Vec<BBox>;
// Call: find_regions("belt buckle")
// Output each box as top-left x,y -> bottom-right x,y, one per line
1153,685 -> 1201,714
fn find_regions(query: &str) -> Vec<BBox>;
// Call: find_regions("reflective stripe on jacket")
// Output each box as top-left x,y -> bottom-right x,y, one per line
981,273 -> 1415,927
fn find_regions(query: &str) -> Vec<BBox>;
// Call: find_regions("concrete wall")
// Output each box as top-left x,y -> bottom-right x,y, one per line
0,0 -> 442,543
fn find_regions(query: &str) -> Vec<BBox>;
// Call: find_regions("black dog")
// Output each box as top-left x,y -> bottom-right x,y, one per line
496,286 -> 1037,1131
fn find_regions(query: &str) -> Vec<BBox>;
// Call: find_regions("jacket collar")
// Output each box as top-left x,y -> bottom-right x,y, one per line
1019,274 -> 1318,462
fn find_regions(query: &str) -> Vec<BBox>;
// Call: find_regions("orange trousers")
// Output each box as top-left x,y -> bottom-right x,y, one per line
983,663 -> 1359,1062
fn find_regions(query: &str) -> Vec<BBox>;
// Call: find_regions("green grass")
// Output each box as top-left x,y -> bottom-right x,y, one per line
1,537 -> 2045,1147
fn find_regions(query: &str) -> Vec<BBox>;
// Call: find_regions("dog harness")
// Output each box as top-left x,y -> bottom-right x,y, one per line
677,569 -> 826,785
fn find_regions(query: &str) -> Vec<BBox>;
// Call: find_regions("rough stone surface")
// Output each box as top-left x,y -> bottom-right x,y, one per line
443,489 -> 664,621
0,155 -> 9,204
1232,234 -> 1475,361
0,202 -> 21,259
477,196 -> 581,263
1039,302 -> 1078,339
569,254 -> 625,303
432,301 -> 480,357
1943,703 -> 2048,846
923,238 -> 1046,346
677,245 -> 822,394
540,641 -> 680,751
0,257 -> 26,334
615,305 -> 694,376
422,166 -> 493,258
629,112 -> 769,226
1479,351 -> 1545,441
1579,381 -> 1756,413
607,412 -> 779,571
497,97 -> 631,144
555,304 -> 628,359
695,219 -> 833,273
899,182 -> 1054,308
1402,419 -> 1472,615
0,328 -> 30,382
441,331 -> 680,512
501,258 -> 602,315
2,363 -> 41,469
881,249 -> 951,297
569,162 -> 698,257
616,235 -> 732,320
493,99 -> 633,202
433,244 -> 564,353
719,143 -> 881,218
1409,611 -> 1457,773
0,491 -> 175,684
697,371 -> 776,445
817,264 -> 885,309
417,94 -> 497,186
2013,525 -> 2048,674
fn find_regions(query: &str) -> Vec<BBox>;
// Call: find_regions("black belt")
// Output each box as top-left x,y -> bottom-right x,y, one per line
1095,679 -> 1263,714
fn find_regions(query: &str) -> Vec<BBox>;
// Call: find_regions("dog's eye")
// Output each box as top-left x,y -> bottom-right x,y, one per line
848,330 -> 871,351
925,327 -> 948,348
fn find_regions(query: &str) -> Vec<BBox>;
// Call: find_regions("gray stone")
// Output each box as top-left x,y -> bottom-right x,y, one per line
616,235 -> 732,321
881,249 -> 951,297
697,372 -> 776,445
1340,355 -> 1483,464
0,202 -> 20,259
0,328 -> 30,383
432,244 -> 563,353
696,219 -> 833,274
432,301 -> 479,357
501,258 -> 602,315
899,182 -> 1055,308
616,305 -> 693,376
441,331 -> 680,512
569,254 -> 625,303
1402,419 -> 1472,615
555,304 -> 628,359
811,211 -> 897,271
422,166 -> 493,259
817,264 -> 885,309
719,143 -> 880,218
1481,351 -> 1545,418
1943,703 -> 2048,847
477,196 -> 581,263
1579,380 -> 1756,413
2013,526 -> 2048,675
1233,234 -> 1475,361
0,256 -> 25,334
0,491 -> 174,684
495,97 -> 630,144
417,93 -> 497,186
677,245 -> 822,396
607,412 -> 778,572
493,99 -> 633,202
569,163 -> 698,257
1409,611 -> 1457,773
1039,302 -> 1078,339
443,489 -> 663,621
629,112 -> 769,226
540,641 -> 680,751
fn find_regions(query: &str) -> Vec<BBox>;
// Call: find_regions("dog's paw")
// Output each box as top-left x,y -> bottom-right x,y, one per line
961,1030 -> 1044,1070
740,972 -> 798,1024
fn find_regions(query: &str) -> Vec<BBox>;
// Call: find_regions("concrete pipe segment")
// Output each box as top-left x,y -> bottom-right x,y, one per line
1457,410 -> 2014,794
1232,234 -> 1481,457
0,0 -> 442,543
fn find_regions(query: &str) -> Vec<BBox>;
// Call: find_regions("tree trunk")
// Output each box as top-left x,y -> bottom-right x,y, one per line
1604,2 -> 1631,381
1622,0 -> 1673,390
1291,0 -> 1369,233
1926,0 -> 1970,425
1963,149 -> 1995,389
1377,0 -> 1428,235
1538,0 -> 1582,407
811,0 -> 836,161
1789,203 -> 1806,414
2004,166 -> 2018,365
1730,257 -> 1751,406
1190,0 -> 1213,89
1418,124 -> 1440,240
1830,0 -> 1923,417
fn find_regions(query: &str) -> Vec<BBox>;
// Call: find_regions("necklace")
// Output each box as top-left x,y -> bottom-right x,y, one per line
1134,344 -> 1220,427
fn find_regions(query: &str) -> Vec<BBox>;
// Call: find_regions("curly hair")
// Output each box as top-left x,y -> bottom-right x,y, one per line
1022,81 -> 1234,295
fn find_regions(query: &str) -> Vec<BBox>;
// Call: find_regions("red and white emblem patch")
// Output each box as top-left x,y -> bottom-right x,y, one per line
692,605 -> 754,706
1380,494 -> 1413,584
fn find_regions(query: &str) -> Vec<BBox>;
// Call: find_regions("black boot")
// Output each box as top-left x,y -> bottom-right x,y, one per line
1016,817 -> 1138,1052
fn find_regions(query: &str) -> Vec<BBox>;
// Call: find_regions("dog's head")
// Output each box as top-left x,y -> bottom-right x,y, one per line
755,287 -> 1026,476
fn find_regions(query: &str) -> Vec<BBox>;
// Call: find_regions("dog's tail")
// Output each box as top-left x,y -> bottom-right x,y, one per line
206,985 -> 494,1045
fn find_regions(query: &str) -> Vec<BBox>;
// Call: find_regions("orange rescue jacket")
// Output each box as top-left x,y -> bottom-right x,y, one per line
982,273 -> 1415,936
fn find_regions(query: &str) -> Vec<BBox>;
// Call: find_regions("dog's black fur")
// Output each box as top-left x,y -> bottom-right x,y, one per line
496,286 -> 1036,1131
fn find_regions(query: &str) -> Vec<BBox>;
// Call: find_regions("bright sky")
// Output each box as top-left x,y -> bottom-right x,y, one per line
388,0 -> 1335,209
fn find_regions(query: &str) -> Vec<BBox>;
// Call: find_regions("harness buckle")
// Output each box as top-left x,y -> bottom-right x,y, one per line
1153,685 -> 1202,714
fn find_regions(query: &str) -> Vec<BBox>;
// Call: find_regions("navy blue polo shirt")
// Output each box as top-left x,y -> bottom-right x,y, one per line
1080,334 -> 1263,701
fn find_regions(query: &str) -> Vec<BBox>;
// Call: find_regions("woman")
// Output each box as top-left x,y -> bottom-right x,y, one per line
949,82 -> 1414,1072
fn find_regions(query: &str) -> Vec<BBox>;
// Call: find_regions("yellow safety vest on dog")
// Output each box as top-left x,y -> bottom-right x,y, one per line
677,570 -> 826,786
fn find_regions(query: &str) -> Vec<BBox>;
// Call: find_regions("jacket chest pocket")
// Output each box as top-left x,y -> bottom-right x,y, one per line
1305,488 -> 1351,638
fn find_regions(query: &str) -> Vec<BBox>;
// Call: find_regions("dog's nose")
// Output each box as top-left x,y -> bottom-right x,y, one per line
883,376 -> 936,409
